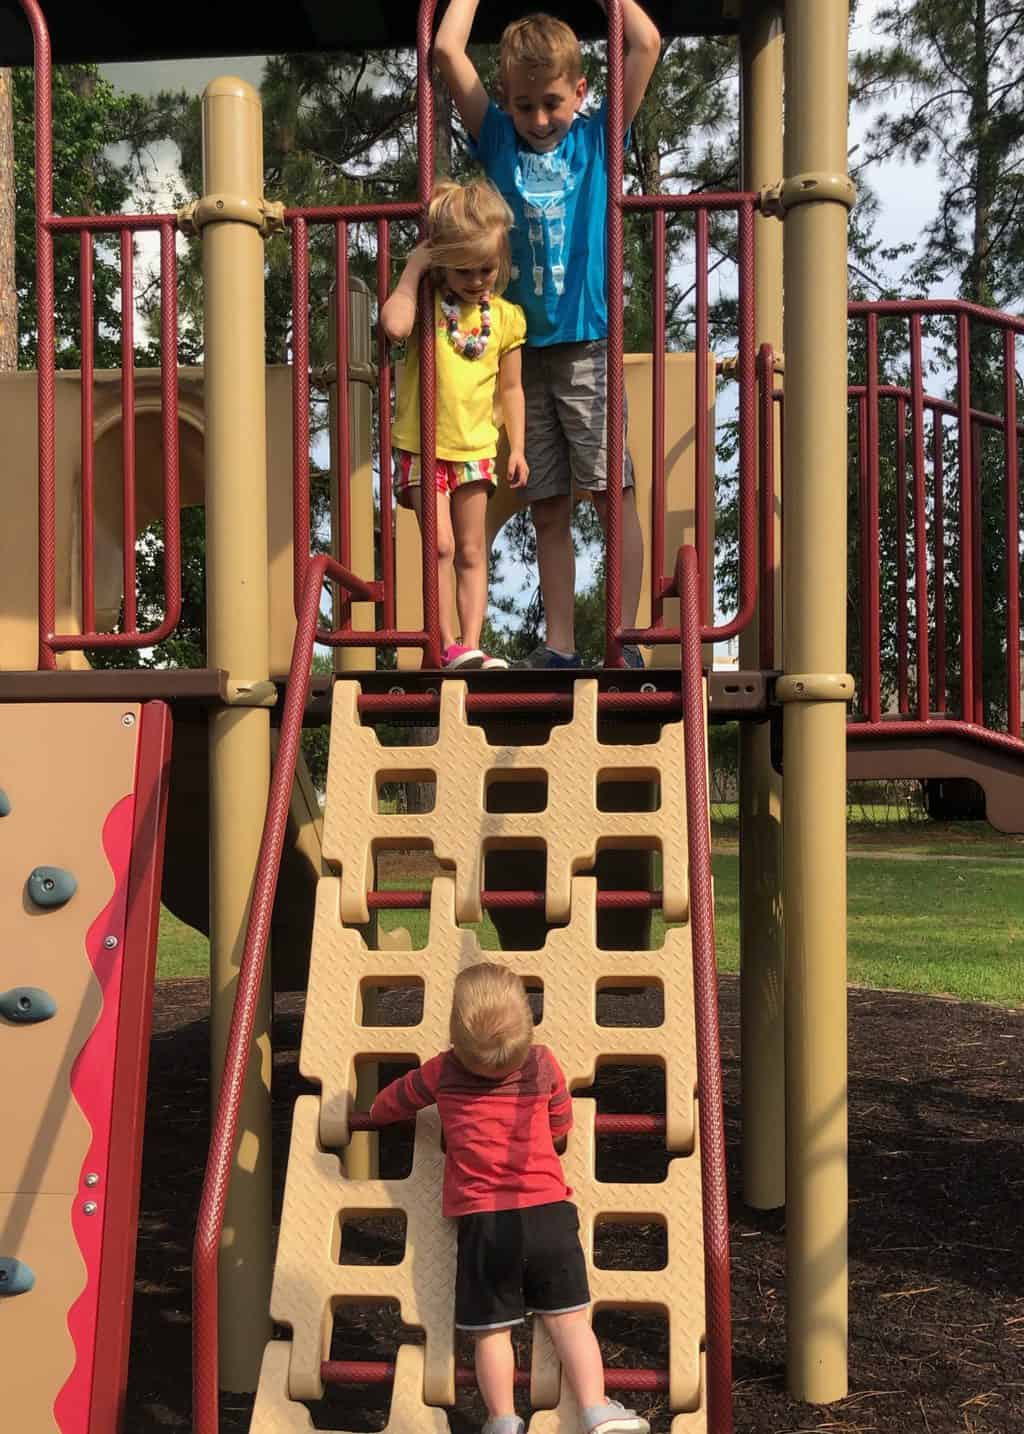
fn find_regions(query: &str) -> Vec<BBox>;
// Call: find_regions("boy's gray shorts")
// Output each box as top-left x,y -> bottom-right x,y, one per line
522,339 -> 634,502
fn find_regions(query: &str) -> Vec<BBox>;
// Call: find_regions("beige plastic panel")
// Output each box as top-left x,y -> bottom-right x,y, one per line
269,1095 -> 456,1405
0,1193 -> 84,1433
0,703 -> 140,1194
527,1101 -> 704,1415
322,680 -> 687,927
301,876 -> 697,1153
252,1339 -> 451,1434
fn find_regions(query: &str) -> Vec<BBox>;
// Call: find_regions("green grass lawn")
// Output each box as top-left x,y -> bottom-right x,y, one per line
159,847 -> 1024,1005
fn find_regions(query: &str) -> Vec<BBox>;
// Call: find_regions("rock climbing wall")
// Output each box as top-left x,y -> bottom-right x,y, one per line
0,702 -> 170,1434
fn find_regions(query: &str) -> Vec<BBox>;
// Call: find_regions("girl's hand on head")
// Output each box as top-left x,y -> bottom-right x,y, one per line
506,451 -> 530,488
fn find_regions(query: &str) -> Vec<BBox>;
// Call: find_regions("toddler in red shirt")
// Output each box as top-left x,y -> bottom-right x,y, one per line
371,962 -> 650,1434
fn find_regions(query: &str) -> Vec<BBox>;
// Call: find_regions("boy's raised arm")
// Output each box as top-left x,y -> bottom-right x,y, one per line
595,0 -> 661,128
434,0 -> 491,143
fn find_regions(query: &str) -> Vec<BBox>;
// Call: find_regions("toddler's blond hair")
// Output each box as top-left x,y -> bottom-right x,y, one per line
427,180 -> 514,294
450,962 -> 534,1073
499,13 -> 584,89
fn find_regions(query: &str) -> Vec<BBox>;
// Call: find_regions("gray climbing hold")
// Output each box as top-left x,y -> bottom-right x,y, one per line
27,866 -> 77,909
0,789 -> 10,816
0,987 -> 57,1024
0,1259 -> 35,1297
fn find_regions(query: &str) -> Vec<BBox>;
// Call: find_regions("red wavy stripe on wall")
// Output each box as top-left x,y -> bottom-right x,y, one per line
53,793 -> 135,1433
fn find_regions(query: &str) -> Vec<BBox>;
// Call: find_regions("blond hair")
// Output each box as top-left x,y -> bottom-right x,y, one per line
450,962 -> 534,1073
499,13 -> 584,88
426,180 -> 514,294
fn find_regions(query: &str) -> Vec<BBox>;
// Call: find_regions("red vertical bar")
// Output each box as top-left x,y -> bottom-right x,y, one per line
857,393 -> 869,714
957,311 -> 975,722
735,201 -> 756,647
292,217 -> 311,617
651,210 -> 666,627
896,396 -> 908,713
603,0 -> 626,665
158,220 -> 182,638
416,3 -> 442,666
377,221 -> 396,631
932,410 -> 947,714
120,229 -> 137,634
971,418 -> 984,723
865,314 -> 882,721
1005,329 -> 1021,739
80,232 -> 96,634
758,344 -> 775,670
909,315 -> 930,720
335,221 -> 352,632
694,207 -> 710,596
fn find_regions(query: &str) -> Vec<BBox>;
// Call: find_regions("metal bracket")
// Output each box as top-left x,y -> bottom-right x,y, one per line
224,678 -> 279,708
775,673 -> 855,704
178,196 -> 286,238
759,172 -> 857,218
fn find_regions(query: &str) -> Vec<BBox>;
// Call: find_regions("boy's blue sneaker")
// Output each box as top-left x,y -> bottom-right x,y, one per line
621,644 -> 645,670
513,644 -> 581,670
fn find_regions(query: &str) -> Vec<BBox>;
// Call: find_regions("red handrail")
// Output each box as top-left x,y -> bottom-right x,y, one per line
677,544 -> 734,1434
191,555 -> 377,1434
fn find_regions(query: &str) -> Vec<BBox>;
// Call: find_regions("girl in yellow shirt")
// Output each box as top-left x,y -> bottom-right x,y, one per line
382,180 -> 528,670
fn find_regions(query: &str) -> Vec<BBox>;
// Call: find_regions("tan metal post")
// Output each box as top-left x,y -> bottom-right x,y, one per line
781,0 -> 853,1402
328,277 -> 380,1176
739,0 -> 786,1213
200,76 -> 274,1391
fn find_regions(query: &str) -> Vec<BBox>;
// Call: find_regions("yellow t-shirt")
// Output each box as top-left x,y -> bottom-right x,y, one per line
391,292 -> 527,461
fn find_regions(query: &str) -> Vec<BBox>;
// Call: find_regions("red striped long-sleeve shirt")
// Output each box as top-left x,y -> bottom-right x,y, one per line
370,1043 -> 573,1217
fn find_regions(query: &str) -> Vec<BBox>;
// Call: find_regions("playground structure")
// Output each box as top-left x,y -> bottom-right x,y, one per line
0,1 -> 1022,1432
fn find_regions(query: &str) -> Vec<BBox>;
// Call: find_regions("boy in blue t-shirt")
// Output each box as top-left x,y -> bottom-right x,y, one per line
435,2 -> 661,669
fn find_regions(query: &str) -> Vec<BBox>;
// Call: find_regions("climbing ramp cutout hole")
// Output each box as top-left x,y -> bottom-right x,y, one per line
376,773 -> 436,814
485,771 -> 549,813
596,981 -> 665,1028
593,1215 -> 669,1271
359,979 -> 425,1027
337,1213 -> 408,1267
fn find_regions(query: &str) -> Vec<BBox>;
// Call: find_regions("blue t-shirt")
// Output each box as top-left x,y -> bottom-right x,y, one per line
471,100 -> 627,347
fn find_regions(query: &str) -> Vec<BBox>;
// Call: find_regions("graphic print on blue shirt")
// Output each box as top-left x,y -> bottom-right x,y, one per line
516,147 -> 577,298
471,100 -> 630,347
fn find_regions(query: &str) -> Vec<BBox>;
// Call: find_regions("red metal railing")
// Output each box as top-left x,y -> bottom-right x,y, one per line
848,299 -> 1023,745
19,0 -> 182,668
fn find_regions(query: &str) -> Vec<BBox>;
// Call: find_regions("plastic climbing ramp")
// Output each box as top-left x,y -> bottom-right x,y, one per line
0,701 -> 171,1433
250,677 -> 730,1433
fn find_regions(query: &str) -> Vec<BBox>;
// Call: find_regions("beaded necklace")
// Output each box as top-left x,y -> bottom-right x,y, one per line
440,292 -> 492,359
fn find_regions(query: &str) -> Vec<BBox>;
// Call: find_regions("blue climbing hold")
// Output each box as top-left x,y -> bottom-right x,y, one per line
0,987 -> 57,1024
0,789 -> 10,816
0,1259 -> 35,1297
27,866 -> 77,909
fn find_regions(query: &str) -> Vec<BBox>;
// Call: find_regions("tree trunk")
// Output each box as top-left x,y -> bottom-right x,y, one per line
0,68 -> 17,371
969,0 -> 995,306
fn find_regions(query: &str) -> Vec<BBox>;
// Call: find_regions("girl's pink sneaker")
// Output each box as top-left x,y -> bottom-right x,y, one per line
441,644 -> 486,670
